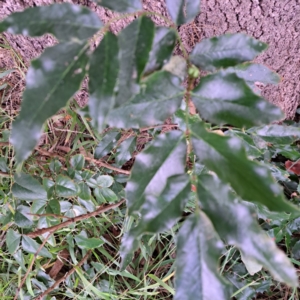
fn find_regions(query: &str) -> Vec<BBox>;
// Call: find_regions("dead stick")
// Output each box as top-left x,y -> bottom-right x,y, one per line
37,147 -> 130,175
2,142 -> 130,175
0,142 -> 10,146
14,232 -> 53,300
26,200 -> 125,238
84,156 -> 130,175
34,250 -> 91,300
0,171 -> 10,177
28,213 -> 73,219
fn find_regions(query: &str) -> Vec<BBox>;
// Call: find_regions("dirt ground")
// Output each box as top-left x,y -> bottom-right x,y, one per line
0,0 -> 299,119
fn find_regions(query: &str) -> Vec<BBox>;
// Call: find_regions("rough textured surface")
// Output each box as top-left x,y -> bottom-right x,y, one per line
192,0 -> 300,119
0,0 -> 299,118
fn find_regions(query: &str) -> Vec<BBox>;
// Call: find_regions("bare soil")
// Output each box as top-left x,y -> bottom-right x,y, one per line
0,0 -> 299,118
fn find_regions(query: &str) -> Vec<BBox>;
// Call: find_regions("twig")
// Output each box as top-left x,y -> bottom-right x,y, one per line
140,124 -> 178,132
35,147 -> 66,162
37,147 -> 130,175
0,171 -> 10,177
14,232 -> 53,300
1,141 -> 130,175
26,200 -> 125,238
84,156 -> 131,175
28,213 -> 73,219
0,142 -> 10,146
35,250 -> 91,300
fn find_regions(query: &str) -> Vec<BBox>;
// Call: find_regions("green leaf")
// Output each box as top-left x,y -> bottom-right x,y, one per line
190,33 -> 267,71
274,145 -> 300,161
126,131 -> 187,214
46,199 -> 60,215
191,72 -> 283,128
0,83 -> 8,91
144,27 -> 177,75
11,42 -> 88,162
223,63 -> 280,85
96,175 -> 114,188
240,253 -> 262,275
49,159 -> 62,174
0,3 -> 102,41
96,187 -> 118,203
291,241 -> 300,260
115,136 -> 136,165
95,0 -> 142,13
115,16 -> 155,106
175,212 -> 231,300
166,0 -> 201,25
196,175 -> 298,287
22,236 -> 52,258
78,198 -> 95,212
225,130 -> 262,159
248,125 -> 300,145
94,186 -> 118,203
0,157 -> 9,173
78,182 -> 91,200
6,229 -> 21,254
56,175 -> 78,197
191,119 -> 297,213
120,174 -> 190,269
70,154 -> 85,171
163,55 -> 187,79
260,161 -> 291,183
89,32 -> 119,132
12,173 -> 47,201
14,206 -> 33,228
108,71 -> 184,129
43,178 -> 55,192
0,69 -> 14,79
0,157 -> 9,172
75,235 -> 104,249
94,130 -> 121,159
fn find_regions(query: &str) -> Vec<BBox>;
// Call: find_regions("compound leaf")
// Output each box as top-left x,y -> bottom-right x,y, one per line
70,154 -> 85,171
166,0 -> 201,25
14,206 -> 33,228
89,32 -> 119,132
108,71 -> 184,128
144,27 -> 177,75
196,175 -> 298,287
75,235 -> 104,249
94,130 -> 121,159
191,118 -> 297,213
121,174 -> 190,268
190,33 -> 267,71
11,42 -> 88,163
248,125 -> 300,145
126,131 -> 187,214
78,182 -> 91,200
191,72 -> 283,128
175,212 -> 231,300
56,175 -> 78,197
223,63 -> 280,85
12,173 -> 47,201
95,0 -> 142,13
225,130 -> 262,159
6,229 -> 21,254
0,3 -> 102,41
22,236 -> 52,258
115,16 -> 155,106
46,199 -> 61,215
116,136 -> 136,165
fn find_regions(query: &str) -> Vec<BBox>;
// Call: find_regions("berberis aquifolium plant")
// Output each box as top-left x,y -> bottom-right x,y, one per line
1,0 -> 300,299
